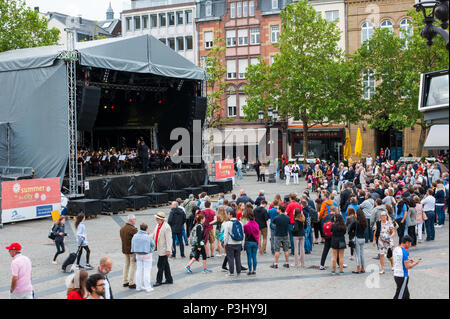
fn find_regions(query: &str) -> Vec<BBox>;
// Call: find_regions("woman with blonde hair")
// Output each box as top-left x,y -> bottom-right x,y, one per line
67,270 -> 89,299
241,203 -> 254,226
214,206 -> 228,256
373,211 -> 395,274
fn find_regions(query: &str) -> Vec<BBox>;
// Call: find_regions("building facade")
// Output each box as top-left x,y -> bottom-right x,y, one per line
122,0 -> 198,65
346,0 -> 419,161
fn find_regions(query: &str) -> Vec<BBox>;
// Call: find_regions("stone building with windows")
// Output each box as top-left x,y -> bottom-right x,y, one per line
122,0 -> 198,64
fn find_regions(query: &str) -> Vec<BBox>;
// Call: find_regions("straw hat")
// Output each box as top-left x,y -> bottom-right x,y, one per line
155,212 -> 166,220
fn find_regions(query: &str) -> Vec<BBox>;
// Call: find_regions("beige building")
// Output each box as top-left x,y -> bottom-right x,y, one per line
345,0 -> 424,161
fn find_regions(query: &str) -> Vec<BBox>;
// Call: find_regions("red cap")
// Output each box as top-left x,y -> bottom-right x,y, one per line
5,243 -> 22,251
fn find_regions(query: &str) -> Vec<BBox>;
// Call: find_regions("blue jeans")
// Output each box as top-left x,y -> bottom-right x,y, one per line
425,211 -> 435,241
270,228 -> 275,254
245,241 -> 258,271
60,208 -> 67,216
288,224 -> 294,255
172,233 -> 185,257
237,168 -> 243,179
436,205 -> 445,225
304,225 -> 313,253
175,226 -> 189,245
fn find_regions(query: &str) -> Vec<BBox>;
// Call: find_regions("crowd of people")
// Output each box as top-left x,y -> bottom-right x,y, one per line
76,139 -> 178,177
5,153 -> 448,299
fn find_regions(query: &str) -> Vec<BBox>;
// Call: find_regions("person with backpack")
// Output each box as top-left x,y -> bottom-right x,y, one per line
51,216 -> 68,265
185,214 -> 213,274
286,193 -> 302,256
222,210 -> 244,277
348,209 -> 368,274
270,205 -> 291,269
291,208 -> 306,268
330,214 -> 347,275
243,211 -> 259,275
319,206 -> 338,270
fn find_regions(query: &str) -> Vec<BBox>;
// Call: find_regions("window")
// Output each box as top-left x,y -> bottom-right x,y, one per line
239,95 -> 247,117
272,0 -> 278,10
159,13 -> 167,27
176,11 -> 184,25
177,37 -> 184,51
270,55 -> 275,64
250,57 -> 259,65
185,36 -> 193,50
134,16 -> 141,30
186,10 -> 193,24
126,17 -> 132,31
250,28 -> 260,44
238,29 -> 248,46
363,70 -> 375,99
201,56 -> 208,69
226,30 -> 236,47
206,1 -> 212,17
325,10 -> 339,22
142,15 -> 149,29
204,31 -> 213,48
230,2 -> 236,18
249,1 -> 255,16
159,38 -> 167,45
227,95 -> 237,117
243,1 -> 248,17
150,14 -> 157,28
168,12 -> 175,26
271,25 -> 280,43
237,2 -> 242,18
168,38 -> 175,50
227,60 -> 237,79
361,22 -> 374,44
238,59 -> 248,79
380,20 -> 393,33
400,18 -> 413,48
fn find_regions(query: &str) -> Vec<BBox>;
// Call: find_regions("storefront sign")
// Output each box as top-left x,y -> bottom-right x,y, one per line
292,131 -> 343,139
215,160 -> 235,180
1,178 -> 61,224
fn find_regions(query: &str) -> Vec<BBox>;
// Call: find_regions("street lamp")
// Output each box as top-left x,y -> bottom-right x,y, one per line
258,108 -> 281,183
414,0 -> 449,50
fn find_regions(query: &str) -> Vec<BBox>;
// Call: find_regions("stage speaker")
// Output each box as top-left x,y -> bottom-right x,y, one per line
193,96 -> 207,121
78,86 -> 101,131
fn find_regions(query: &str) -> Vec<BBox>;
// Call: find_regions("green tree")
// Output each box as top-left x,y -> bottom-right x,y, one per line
352,9 -> 449,156
0,0 -> 60,52
244,0 -> 362,160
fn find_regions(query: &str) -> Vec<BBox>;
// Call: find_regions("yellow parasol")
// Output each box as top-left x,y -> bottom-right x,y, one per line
354,127 -> 363,157
344,129 -> 351,160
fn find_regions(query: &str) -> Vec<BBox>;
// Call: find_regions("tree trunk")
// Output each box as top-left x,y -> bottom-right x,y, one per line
417,123 -> 427,157
302,116 -> 309,161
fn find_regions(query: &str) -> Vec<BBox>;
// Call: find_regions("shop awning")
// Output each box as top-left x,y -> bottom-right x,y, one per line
424,125 -> 449,150
208,128 -> 267,146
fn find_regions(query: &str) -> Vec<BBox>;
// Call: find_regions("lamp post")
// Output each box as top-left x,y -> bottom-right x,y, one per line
414,0 -> 449,50
259,108 -> 280,183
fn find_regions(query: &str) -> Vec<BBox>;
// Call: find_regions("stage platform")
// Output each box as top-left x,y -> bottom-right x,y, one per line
79,168 -> 208,200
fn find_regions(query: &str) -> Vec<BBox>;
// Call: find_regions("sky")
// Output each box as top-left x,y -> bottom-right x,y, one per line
24,0 -> 129,21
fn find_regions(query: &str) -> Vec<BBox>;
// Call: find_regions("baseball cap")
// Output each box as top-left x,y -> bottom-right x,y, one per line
5,243 -> 22,251
395,194 -> 402,198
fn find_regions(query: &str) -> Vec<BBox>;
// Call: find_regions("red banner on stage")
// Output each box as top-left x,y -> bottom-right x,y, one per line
215,160 -> 235,180
1,178 -> 60,210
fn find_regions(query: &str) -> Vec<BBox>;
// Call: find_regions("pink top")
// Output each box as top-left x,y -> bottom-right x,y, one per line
11,254 -> 32,293
415,203 -> 424,223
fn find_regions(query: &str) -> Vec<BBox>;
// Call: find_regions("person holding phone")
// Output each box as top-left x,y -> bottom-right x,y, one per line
393,235 -> 420,299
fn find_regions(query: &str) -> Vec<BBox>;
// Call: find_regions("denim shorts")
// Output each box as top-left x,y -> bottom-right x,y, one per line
274,236 -> 289,252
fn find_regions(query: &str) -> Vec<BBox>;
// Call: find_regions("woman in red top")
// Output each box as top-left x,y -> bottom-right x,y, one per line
67,270 -> 88,299
236,202 -> 245,221
269,194 -> 284,209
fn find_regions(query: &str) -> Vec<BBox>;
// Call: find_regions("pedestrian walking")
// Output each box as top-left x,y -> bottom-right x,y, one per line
86,274 -> 105,299
185,214 -> 212,274
373,211 -> 395,274
96,256 -> 113,299
291,208 -> 306,268
131,223 -> 155,292
222,210 -> 244,277
393,235 -> 420,299
6,242 -> 33,299
270,205 -> 291,269
243,211 -> 259,275
74,213 -> 93,270
51,216 -> 68,264
120,214 -> 138,289
152,212 -> 173,286
66,270 -> 88,299
168,201 -> 186,258
349,209 -> 368,274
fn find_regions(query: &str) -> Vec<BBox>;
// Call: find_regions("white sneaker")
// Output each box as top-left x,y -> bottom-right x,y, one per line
145,288 -> 154,292
136,288 -> 142,292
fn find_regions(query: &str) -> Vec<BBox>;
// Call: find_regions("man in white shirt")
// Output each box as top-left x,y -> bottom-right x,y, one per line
366,154 -> 373,167
421,189 -> 436,241
284,164 -> 291,185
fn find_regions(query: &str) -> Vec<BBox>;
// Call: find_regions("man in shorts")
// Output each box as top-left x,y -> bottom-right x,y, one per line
270,206 -> 291,269
201,201 -> 216,258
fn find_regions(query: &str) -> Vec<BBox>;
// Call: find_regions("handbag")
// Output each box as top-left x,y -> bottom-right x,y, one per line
48,225 -> 57,240
422,212 -> 428,221
349,223 -> 357,248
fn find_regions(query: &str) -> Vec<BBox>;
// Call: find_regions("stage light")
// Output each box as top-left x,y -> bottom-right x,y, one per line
111,105 -> 115,109
129,98 -> 133,103
104,105 -> 107,109
158,100 -> 162,104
